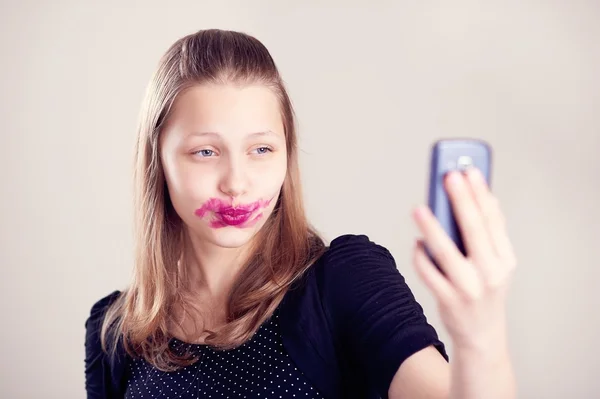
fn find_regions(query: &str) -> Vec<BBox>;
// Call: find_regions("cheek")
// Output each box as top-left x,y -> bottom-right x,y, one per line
251,156 -> 287,194
163,159 -> 215,203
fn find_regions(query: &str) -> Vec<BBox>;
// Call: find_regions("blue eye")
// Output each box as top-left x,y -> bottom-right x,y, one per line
254,146 -> 272,155
194,149 -> 215,157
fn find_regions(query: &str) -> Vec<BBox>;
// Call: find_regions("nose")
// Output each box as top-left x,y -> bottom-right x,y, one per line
218,158 -> 248,203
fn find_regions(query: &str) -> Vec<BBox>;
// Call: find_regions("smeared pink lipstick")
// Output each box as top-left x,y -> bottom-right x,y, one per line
194,198 -> 272,228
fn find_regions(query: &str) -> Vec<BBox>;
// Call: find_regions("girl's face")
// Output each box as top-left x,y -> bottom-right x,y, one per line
160,83 -> 287,249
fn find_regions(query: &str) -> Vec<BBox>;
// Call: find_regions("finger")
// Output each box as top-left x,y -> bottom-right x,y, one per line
444,171 -> 495,263
465,168 -> 518,269
413,206 -> 479,295
413,240 -> 456,304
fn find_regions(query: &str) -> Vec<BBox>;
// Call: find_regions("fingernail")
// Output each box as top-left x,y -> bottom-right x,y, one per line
446,171 -> 463,185
466,167 -> 483,181
413,206 -> 427,220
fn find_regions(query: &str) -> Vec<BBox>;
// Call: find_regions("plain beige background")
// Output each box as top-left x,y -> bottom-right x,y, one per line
1,0 -> 599,398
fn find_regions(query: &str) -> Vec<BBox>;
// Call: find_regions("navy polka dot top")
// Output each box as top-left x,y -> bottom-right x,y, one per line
124,308 -> 323,398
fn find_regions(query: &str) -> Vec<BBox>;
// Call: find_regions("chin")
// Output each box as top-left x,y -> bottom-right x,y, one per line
208,228 -> 259,248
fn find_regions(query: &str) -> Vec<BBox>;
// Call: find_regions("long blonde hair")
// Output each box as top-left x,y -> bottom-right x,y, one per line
100,29 -> 325,371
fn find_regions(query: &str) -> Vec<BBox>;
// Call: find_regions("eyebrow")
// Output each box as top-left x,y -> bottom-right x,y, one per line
186,130 -> 281,139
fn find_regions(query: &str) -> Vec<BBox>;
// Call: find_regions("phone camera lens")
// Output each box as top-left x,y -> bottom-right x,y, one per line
457,155 -> 473,171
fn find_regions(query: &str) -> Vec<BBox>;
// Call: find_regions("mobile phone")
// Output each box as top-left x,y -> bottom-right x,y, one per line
426,139 -> 492,270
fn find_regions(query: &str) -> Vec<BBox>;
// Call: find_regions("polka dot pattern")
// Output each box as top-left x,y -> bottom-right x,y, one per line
124,309 -> 323,398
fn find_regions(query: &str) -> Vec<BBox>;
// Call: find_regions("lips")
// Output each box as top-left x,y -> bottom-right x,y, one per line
194,198 -> 271,228
215,208 -> 253,226
219,208 -> 252,218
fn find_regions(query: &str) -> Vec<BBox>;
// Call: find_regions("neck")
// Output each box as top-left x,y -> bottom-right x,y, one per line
181,230 -> 254,301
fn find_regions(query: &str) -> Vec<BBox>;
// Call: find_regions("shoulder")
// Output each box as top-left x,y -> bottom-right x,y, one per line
86,290 -> 123,333
84,290 -> 127,397
316,233 -> 399,276
89,290 -> 123,316
312,234 -> 421,322
85,290 -> 124,355
311,234 -> 410,312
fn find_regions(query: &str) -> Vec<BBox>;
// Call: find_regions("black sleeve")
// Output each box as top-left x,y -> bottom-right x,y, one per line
84,290 -> 124,399
320,234 -> 448,396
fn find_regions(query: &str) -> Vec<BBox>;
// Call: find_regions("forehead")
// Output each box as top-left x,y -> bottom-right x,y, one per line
163,83 -> 284,141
